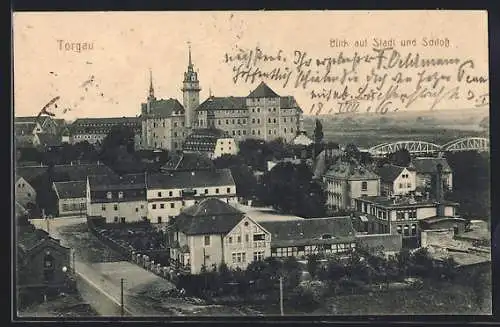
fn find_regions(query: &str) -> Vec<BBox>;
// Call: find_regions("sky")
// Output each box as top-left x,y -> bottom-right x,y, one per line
13,11 -> 489,121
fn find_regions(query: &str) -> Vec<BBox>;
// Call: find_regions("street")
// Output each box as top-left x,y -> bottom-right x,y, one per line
31,217 -> 253,316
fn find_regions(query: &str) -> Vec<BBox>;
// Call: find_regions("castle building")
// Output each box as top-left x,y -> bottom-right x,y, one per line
140,46 -> 304,150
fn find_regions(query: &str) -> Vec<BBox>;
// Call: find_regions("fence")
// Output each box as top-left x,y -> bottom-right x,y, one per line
87,217 -> 180,284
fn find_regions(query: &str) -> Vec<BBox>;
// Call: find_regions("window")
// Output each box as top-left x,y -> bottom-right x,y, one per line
227,187 -> 231,193
204,235 -> 210,246
218,120 -> 221,125
158,192 -> 162,197
121,217 -> 126,223
407,183 -> 412,188
102,204 -> 106,211
157,217 -> 162,223
257,118 -> 261,124
399,183 -> 403,189
245,234 -> 249,242
215,188 -> 219,194
268,118 -> 271,123
114,217 -> 119,223
152,204 -> 157,209
140,205 -> 144,209
174,122 -> 178,127
273,118 -> 276,123
396,211 -> 404,220
160,203 -> 165,209
63,204 -> 69,211
170,203 -> 175,208
411,224 -> 417,236
253,234 -> 265,241
106,192 -> 112,199
204,189 -> 208,194
396,225 -> 402,234
361,181 -> 368,191
403,225 -> 410,236
253,251 -> 265,261
228,236 -> 233,244
135,207 -> 139,212
118,191 -> 123,199
237,235 -> 241,243
43,253 -> 55,282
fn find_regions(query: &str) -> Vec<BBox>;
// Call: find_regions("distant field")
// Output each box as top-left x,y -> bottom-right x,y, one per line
302,118 -> 488,148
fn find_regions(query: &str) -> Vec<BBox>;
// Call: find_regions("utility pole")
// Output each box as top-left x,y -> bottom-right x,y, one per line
120,278 -> 125,317
279,276 -> 284,316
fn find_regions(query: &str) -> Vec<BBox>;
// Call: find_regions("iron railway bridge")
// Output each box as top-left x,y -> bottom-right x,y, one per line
367,137 -> 489,157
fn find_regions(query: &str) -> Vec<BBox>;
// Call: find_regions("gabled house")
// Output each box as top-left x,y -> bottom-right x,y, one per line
15,176 -> 37,207
183,128 -> 237,159
169,199 -> 359,274
259,217 -> 357,258
146,168 -> 237,224
376,164 -> 416,196
17,221 -> 71,294
323,161 -> 380,211
412,157 -> 453,191
160,152 -> 215,173
53,181 -> 87,217
86,173 -> 148,223
169,198 -> 271,274
33,133 -> 62,150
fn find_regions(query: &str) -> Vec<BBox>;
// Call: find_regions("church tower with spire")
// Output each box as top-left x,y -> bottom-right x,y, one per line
181,43 -> 201,129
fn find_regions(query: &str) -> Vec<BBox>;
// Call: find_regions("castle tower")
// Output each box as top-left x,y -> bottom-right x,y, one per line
181,43 -> 201,129
146,69 -> 156,115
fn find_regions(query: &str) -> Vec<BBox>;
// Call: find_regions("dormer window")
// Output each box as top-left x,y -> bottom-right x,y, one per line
321,234 -> 332,240
106,192 -> 112,199
118,191 -> 124,199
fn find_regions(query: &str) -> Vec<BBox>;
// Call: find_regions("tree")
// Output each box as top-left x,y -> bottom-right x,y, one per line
344,143 -> 361,162
307,254 -> 320,279
313,119 -> 324,144
386,149 -> 411,167
262,162 -> 327,218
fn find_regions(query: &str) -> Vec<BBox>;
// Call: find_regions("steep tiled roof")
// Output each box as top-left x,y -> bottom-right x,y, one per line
376,164 -> 405,184
324,161 -> 380,180
183,128 -> 232,152
280,96 -> 300,109
142,98 -> 185,118
259,217 -> 356,247
15,117 -> 39,124
412,157 -> 452,174
88,173 -> 145,191
53,181 -> 87,199
52,163 -> 116,182
358,195 -> 459,209
16,166 -> 47,183
181,198 -> 243,217
356,233 -> 403,253
36,133 -> 62,147
15,123 -> 36,136
72,117 -> 140,126
70,117 -> 141,135
247,82 -> 280,98
161,152 -> 215,172
197,96 -> 246,111
17,225 -> 50,253
174,199 -> 244,235
147,168 -> 235,189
